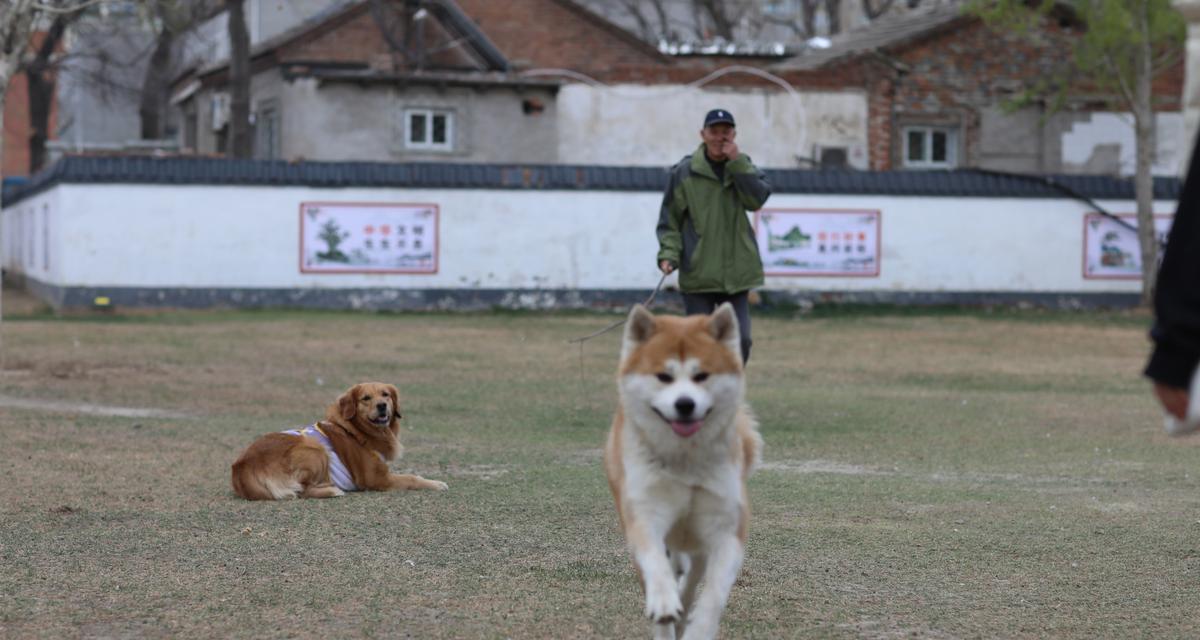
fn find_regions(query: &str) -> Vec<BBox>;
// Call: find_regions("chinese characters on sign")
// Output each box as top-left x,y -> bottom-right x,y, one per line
300,202 -> 438,274
754,209 -> 881,276
1082,213 -> 1172,279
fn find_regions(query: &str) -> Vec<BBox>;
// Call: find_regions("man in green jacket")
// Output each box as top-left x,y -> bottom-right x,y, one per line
657,108 -> 771,363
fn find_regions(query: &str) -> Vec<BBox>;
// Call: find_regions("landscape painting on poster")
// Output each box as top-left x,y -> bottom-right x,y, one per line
754,208 -> 880,277
300,202 -> 438,274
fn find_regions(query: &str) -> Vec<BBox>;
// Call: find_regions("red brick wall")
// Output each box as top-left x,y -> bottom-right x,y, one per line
2,39 -> 59,178
280,9 -> 391,65
863,16 -> 1184,170
455,0 -> 668,80
2,72 -> 35,177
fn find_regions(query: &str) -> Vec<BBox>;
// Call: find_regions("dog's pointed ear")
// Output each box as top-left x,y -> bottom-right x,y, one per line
621,304 -> 656,363
708,303 -> 741,358
337,386 -> 358,421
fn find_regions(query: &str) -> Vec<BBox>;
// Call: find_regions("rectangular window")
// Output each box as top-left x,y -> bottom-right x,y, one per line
404,109 -> 453,150
902,126 -> 958,169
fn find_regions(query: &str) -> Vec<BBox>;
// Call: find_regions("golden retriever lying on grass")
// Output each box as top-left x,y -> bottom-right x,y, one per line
231,382 -> 448,500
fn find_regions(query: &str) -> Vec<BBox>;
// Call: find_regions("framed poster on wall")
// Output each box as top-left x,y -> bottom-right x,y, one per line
1082,212 -> 1171,280
300,202 -> 439,274
754,208 -> 881,277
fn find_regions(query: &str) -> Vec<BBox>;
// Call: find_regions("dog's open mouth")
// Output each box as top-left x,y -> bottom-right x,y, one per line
669,419 -> 703,438
370,414 -> 391,427
653,408 -> 707,438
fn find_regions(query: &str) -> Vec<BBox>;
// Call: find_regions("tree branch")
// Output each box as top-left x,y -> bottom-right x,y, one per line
862,0 -> 897,20
30,0 -> 105,15
1101,51 -> 1136,111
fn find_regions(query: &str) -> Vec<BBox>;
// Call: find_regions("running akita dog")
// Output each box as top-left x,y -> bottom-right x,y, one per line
604,303 -> 762,640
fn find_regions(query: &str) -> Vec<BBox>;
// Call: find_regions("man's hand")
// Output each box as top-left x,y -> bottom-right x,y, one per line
659,260 -> 675,274
721,140 -> 740,161
1154,382 -> 1190,420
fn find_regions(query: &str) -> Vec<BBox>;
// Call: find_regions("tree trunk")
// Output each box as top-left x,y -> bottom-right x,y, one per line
695,0 -> 734,39
1133,7 -> 1158,307
25,15 -> 69,173
139,27 -> 175,140
227,0 -> 253,158
825,0 -> 842,34
800,0 -> 819,36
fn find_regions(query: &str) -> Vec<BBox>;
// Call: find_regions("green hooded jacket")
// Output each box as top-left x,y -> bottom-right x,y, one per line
656,144 -> 771,294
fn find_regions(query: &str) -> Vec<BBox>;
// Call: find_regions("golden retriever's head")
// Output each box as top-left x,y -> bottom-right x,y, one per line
336,382 -> 402,431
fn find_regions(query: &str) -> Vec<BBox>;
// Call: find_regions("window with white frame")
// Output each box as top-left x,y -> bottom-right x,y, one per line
404,109 -> 454,150
902,126 -> 958,169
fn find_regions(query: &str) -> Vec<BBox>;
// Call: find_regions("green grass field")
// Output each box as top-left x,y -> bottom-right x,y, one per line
1,295 -> 1196,639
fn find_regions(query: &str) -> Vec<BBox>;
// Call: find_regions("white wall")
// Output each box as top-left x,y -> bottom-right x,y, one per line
2,189 -> 60,283
2,182 -> 1171,302
1060,112 -> 1186,176
554,84 -> 869,169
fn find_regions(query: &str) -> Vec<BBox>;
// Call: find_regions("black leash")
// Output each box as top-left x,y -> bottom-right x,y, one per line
567,271 -> 670,344
568,271 -> 670,409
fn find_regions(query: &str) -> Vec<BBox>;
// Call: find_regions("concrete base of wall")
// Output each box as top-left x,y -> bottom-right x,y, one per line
15,277 -> 1143,312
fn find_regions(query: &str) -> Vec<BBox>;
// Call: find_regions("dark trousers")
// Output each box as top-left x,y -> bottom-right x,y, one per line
681,290 -> 752,364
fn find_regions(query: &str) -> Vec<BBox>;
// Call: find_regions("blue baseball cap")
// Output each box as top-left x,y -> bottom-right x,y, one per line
703,109 -> 735,127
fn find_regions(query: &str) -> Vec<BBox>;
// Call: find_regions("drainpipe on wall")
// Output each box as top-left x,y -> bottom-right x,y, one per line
1174,0 -> 1200,176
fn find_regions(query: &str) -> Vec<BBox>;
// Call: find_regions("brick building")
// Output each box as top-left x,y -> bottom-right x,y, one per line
171,0 -> 873,167
2,32 -> 60,178
171,0 -> 1186,174
775,2 -> 1186,173
171,0 -> 677,164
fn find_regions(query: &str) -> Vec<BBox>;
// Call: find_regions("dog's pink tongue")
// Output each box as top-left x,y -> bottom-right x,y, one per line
670,420 -> 702,438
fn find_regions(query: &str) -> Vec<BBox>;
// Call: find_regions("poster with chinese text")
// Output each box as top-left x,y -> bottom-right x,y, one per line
754,209 -> 880,277
300,202 -> 438,274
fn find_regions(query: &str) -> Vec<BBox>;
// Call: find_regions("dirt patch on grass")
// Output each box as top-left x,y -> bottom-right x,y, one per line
0,394 -> 189,418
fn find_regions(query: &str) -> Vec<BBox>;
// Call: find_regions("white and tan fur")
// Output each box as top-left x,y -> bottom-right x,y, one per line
604,303 -> 762,640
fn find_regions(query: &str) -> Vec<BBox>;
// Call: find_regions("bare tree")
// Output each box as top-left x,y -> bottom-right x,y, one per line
0,0 -> 98,360
139,1 -> 214,139
1,1 -> 44,179
625,0 -> 672,40
862,0 -> 898,19
226,0 -> 251,158
694,0 -> 737,39
824,0 -> 842,33
25,14 -> 73,172
0,0 -> 98,180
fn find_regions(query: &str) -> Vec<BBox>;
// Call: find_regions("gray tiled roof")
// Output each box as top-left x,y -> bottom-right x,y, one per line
774,2 -> 970,70
0,156 -> 1180,207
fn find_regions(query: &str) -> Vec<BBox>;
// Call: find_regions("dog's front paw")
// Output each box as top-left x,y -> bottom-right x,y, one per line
644,581 -> 684,624
428,480 -> 449,491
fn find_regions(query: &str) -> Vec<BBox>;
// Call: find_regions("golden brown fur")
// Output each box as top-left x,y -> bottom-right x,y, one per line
231,382 -> 447,500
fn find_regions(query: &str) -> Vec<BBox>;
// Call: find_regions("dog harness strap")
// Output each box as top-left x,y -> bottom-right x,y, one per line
282,424 -> 358,491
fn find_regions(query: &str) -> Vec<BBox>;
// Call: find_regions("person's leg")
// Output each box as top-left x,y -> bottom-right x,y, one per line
681,292 -> 717,317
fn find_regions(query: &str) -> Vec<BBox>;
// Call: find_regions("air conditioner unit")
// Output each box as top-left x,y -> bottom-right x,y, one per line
815,145 -> 849,169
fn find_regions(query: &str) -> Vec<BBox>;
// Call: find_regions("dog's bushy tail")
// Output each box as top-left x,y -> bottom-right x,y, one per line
737,403 -> 763,478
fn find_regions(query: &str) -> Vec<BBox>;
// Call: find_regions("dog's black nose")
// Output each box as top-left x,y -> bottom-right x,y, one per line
675,397 -> 695,418
376,402 -> 388,413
